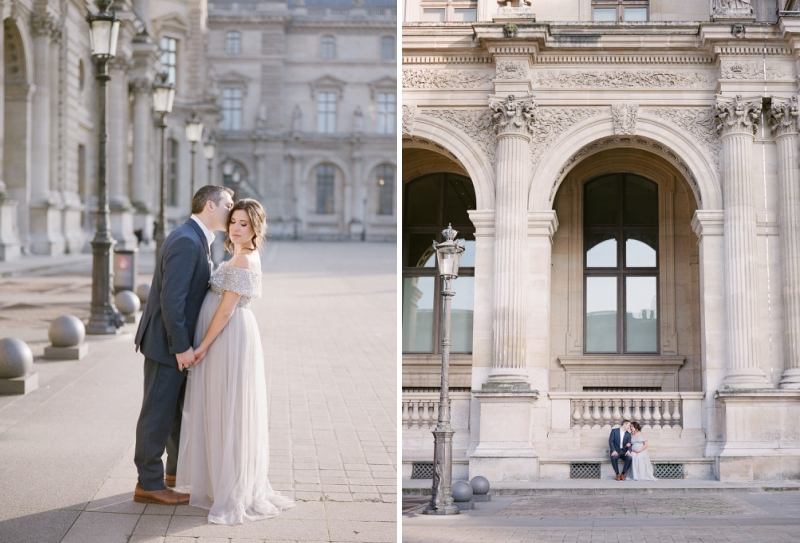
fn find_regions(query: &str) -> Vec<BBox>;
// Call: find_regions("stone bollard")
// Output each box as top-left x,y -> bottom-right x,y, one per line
44,315 -> 89,360
470,476 -> 491,502
0,338 -> 38,394
451,480 -> 474,511
135,283 -> 150,306
115,290 -> 141,324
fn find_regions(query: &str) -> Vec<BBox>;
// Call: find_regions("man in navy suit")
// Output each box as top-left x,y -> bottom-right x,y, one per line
132,185 -> 234,505
609,419 -> 633,480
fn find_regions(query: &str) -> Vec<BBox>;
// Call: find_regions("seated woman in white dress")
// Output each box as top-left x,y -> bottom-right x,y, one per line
177,198 -> 295,524
630,421 -> 657,481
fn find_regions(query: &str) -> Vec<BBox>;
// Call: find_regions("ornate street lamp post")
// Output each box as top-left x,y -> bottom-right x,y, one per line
424,224 -> 465,516
203,136 -> 216,185
185,111 -> 203,197
86,0 -> 123,335
152,72 -> 175,260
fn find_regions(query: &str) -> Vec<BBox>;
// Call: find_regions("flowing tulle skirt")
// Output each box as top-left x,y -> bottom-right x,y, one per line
631,448 -> 657,481
176,290 -> 295,524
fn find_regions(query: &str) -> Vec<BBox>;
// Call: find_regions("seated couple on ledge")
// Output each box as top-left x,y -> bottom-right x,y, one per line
609,420 -> 657,481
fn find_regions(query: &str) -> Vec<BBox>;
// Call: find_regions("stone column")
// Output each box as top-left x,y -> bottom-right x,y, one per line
28,12 -> 64,255
769,97 -> 800,389
130,77 -> 153,243
348,152 -> 363,239
485,94 -> 535,389
715,95 -> 771,389
107,56 -> 137,249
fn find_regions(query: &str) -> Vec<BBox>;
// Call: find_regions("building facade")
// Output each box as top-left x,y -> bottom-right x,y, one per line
402,0 -> 800,484
0,0 -> 396,262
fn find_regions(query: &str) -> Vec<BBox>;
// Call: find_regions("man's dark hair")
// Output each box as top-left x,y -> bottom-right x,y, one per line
191,185 -> 234,215
621,419 -> 631,425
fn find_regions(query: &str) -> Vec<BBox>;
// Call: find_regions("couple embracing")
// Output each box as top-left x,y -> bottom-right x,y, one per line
609,419 -> 657,481
132,185 -> 294,525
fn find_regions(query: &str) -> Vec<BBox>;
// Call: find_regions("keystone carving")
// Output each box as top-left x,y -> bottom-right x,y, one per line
495,61 -> 530,81
490,95 -> 536,136
768,97 -> 799,137
612,104 -> 638,135
715,95 -> 762,137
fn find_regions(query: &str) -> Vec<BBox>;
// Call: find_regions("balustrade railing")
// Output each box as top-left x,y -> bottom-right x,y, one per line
401,389 -> 470,430
550,393 -> 692,430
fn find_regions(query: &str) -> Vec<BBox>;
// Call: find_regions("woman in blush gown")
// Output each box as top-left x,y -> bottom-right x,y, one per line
176,198 -> 295,524
630,421 -> 657,481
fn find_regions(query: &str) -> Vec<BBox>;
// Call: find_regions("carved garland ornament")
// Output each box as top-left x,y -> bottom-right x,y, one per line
402,69 -> 492,90
495,60 -> 529,81
534,70 -> 714,89
402,104 -> 415,136
715,94 -> 762,136
419,108 -> 497,164
612,104 -> 638,135
768,97 -> 799,137
529,107 -> 605,168
647,107 -> 721,171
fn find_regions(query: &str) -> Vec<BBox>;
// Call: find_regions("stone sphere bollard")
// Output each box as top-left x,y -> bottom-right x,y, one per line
135,283 -> 150,305
115,290 -> 141,316
470,476 -> 491,502
451,480 -> 473,502
48,315 -> 86,348
0,338 -> 33,378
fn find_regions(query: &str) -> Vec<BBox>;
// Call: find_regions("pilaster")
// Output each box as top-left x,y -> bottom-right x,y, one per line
769,97 -> 800,389
715,95 -> 771,389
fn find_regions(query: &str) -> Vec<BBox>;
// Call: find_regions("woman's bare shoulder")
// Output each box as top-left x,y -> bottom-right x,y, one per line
227,253 -> 261,273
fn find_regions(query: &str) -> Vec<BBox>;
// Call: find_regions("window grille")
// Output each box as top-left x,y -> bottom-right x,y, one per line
570,462 -> 601,479
376,93 -> 396,135
316,92 -> 337,133
411,462 -> 434,479
654,463 -> 684,479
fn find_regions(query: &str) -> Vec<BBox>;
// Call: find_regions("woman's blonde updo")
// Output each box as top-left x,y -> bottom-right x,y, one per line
224,198 -> 267,254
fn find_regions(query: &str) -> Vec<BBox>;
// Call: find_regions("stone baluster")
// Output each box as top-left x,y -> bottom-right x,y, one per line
662,400 -> 672,426
611,400 -> 622,425
572,400 -> 582,426
601,400 -> 612,428
622,399 -> 633,421
769,98 -> 800,389
631,399 -> 641,421
410,401 -> 420,429
402,400 -> 410,428
652,400 -> 663,427
715,95 -> 772,389
420,400 -> 431,428
672,399 -> 682,427
591,401 -> 601,428
581,400 -> 592,426
485,95 -> 536,388
641,399 -> 652,429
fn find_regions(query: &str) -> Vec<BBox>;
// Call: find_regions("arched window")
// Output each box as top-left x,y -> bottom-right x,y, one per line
316,164 -> 335,214
584,173 -> 658,354
376,165 -> 394,215
320,35 -> 335,59
402,173 -> 476,353
226,31 -> 241,55
380,36 -> 394,60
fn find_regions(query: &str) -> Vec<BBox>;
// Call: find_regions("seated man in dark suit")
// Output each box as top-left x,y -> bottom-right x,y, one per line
609,419 -> 633,480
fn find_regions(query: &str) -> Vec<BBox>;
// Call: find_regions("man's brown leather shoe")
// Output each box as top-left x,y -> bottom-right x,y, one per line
164,474 -> 176,487
620,473 -> 626,481
133,485 -> 189,505
616,474 -> 621,481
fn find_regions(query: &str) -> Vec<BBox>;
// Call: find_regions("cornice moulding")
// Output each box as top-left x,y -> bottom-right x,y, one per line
402,56 -> 493,65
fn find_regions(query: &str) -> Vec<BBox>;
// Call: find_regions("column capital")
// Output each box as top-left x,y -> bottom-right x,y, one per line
467,209 -> 495,237
489,94 -> 536,138
768,96 -> 800,138
527,210 -> 558,241
30,12 -> 57,38
715,94 -> 762,138
129,77 -> 152,95
691,210 -> 724,240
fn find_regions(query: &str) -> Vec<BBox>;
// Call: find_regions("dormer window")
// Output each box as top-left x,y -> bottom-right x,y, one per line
593,0 -> 648,21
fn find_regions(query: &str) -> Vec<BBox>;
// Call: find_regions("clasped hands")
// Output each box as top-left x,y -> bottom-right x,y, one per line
176,345 -> 209,371
610,444 -> 632,458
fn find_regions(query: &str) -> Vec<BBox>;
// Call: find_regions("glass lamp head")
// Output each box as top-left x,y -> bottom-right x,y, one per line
87,0 -> 120,59
152,72 -> 175,114
232,171 -> 241,183
222,161 -> 234,176
185,111 -> 203,143
433,223 -> 465,279
203,140 -> 216,160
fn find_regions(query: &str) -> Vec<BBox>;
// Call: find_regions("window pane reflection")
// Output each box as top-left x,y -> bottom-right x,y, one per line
450,277 -> 474,352
585,175 -> 619,225
586,277 -> 617,352
626,276 -> 658,352
624,8 -> 648,21
626,234 -> 656,268
403,277 -> 435,352
403,234 -> 437,268
586,234 -> 616,267
593,8 -> 616,21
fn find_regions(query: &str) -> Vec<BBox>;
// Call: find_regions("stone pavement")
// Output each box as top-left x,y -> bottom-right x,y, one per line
0,241 -> 398,543
403,491 -> 800,542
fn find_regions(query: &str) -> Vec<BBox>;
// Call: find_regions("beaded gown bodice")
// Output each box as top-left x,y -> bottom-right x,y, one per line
632,436 -> 646,452
208,262 -> 262,308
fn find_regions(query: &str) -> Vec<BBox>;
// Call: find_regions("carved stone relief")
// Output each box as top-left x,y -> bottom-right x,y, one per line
533,70 -> 714,89
720,61 -> 793,80
489,95 -> 536,136
495,60 -> 530,81
612,104 -> 638,135
647,107 -> 721,171
402,104 -> 415,136
419,108 -> 497,164
715,94 -> 762,136
529,108 -> 605,168
768,97 -> 799,137
712,0 -> 754,19
402,69 -> 492,90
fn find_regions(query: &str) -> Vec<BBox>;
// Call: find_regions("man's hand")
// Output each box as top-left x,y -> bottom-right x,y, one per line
625,452 -> 631,457
611,451 -> 618,457
194,344 -> 208,365
176,347 -> 195,371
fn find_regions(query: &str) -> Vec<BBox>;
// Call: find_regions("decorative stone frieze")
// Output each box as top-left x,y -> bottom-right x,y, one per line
529,107 -> 604,168
495,60 -> 529,81
768,97 -> 799,137
402,104 -> 415,136
648,107 -> 721,171
419,108 -> 496,164
612,104 -> 638,135
715,94 -> 762,136
30,13 -> 56,37
533,70 -> 714,89
489,94 -> 536,137
720,61 -> 793,80
712,0 -> 755,21
402,68 -> 492,89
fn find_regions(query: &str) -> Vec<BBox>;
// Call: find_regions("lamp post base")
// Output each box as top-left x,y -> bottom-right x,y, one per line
87,236 -> 122,335
422,502 -> 460,515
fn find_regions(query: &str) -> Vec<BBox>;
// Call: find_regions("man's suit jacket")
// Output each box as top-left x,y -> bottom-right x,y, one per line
608,427 -> 632,457
135,219 -> 211,367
